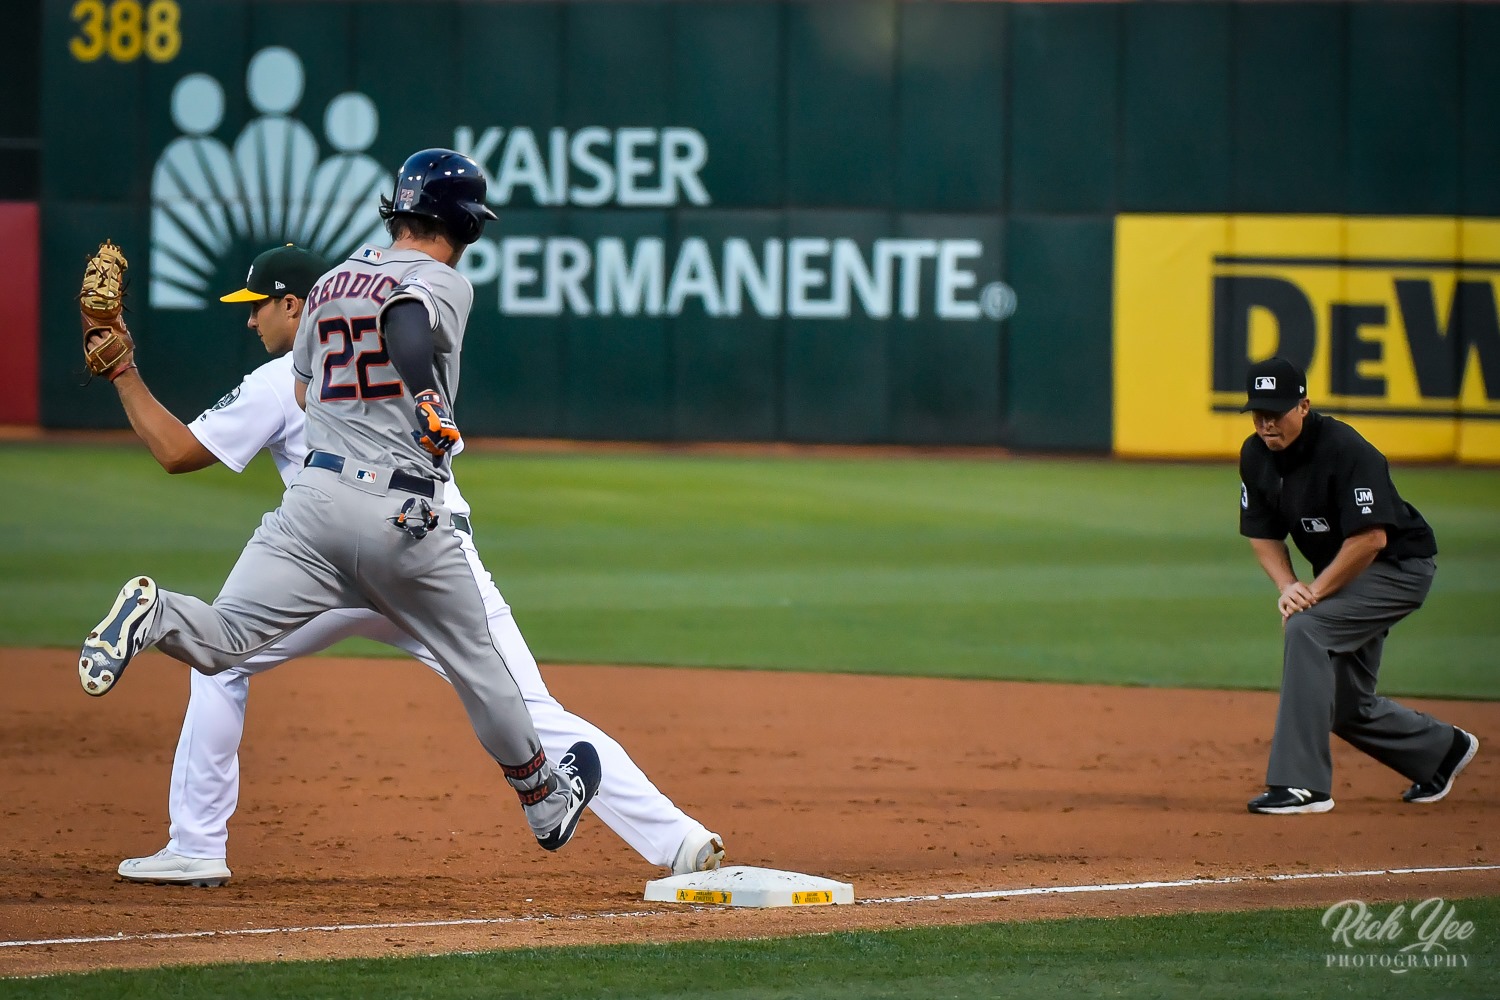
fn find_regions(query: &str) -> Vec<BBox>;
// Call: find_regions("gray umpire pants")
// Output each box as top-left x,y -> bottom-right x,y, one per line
1266,556 -> 1453,794
139,462 -> 569,836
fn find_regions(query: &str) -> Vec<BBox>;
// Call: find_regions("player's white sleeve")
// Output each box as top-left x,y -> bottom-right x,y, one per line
188,366 -> 293,473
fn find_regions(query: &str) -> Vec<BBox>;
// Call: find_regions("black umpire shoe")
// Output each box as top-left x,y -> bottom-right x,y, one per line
536,741 -> 602,851
1247,786 -> 1334,815
1403,728 -> 1479,804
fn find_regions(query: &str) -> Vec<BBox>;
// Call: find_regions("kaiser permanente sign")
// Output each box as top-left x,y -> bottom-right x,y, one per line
146,47 -> 1014,323
1114,215 -> 1500,464
451,126 -> 1015,322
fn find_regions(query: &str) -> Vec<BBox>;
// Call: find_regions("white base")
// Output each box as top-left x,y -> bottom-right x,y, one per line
645,865 -> 854,908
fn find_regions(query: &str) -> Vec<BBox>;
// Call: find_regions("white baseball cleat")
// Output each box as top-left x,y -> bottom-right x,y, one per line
671,827 -> 727,875
79,576 -> 160,696
118,848 -> 231,887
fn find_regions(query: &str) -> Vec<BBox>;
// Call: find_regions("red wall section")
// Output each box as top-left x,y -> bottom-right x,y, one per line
0,203 -> 39,425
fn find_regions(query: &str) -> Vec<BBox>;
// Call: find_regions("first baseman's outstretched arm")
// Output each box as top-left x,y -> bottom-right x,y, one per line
100,356 -> 217,474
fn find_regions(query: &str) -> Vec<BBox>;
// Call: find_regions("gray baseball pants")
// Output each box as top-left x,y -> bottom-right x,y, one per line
1265,556 -> 1454,794
139,462 -> 570,836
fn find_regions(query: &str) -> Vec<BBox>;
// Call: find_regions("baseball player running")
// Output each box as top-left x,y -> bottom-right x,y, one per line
85,242 -> 725,885
79,149 -> 602,856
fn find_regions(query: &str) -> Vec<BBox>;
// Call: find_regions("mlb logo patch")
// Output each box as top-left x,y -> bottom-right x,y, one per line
1255,376 -> 1277,390
1354,488 -> 1374,505
362,247 -> 383,261
1301,517 -> 1331,533
356,469 -> 377,483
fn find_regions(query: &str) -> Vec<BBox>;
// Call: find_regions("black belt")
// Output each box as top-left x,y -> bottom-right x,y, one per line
304,451 -> 436,499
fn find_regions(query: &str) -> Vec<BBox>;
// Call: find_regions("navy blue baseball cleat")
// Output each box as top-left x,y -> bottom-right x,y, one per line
79,576 -> 160,696
536,741 -> 602,851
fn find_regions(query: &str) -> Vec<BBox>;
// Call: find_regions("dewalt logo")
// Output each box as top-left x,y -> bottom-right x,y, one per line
1209,255 -> 1500,419
1114,215 -> 1500,462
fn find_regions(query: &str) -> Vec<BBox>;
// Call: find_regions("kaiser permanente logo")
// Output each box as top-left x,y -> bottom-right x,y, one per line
150,47 -> 386,308
1321,898 -> 1477,973
151,47 -> 1016,323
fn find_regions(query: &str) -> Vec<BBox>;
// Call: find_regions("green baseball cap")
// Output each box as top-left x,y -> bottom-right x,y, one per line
219,244 -> 328,303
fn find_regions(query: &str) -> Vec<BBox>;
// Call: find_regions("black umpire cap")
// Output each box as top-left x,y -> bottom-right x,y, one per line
1240,357 -> 1308,415
219,244 -> 327,303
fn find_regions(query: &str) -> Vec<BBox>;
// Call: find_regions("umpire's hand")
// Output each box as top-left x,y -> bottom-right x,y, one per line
1278,581 -> 1318,621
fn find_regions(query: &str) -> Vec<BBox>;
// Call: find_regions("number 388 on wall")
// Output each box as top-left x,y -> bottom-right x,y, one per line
70,0 -> 181,64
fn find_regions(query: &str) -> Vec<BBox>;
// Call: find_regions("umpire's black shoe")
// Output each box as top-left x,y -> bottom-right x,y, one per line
536,741 -> 602,851
1247,786 -> 1334,814
1403,728 -> 1479,804
79,576 -> 160,696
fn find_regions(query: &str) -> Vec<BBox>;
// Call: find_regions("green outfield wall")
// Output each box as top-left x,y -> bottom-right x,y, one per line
36,1 -> 1499,451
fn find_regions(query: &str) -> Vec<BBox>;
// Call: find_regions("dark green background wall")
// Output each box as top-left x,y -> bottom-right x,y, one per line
36,1 -> 1497,449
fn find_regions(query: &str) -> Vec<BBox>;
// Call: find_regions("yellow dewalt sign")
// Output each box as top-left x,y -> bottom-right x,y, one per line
1114,215 -> 1500,462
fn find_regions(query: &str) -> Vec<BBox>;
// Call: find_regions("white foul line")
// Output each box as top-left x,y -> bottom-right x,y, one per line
2,863 -> 1496,951
862,864 -> 1500,904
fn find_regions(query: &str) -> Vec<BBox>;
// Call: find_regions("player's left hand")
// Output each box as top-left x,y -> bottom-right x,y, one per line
412,389 -> 461,462
78,240 -> 136,380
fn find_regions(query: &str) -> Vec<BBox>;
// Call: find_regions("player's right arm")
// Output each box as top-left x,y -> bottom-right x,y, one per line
106,366 -> 218,474
381,297 -> 460,460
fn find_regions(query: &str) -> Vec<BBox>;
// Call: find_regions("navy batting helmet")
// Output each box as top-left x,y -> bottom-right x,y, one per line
379,148 -> 497,246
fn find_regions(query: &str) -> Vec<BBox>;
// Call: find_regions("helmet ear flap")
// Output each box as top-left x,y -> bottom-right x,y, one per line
448,211 -> 481,246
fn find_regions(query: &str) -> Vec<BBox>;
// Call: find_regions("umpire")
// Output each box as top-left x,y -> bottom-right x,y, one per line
1238,357 -> 1478,814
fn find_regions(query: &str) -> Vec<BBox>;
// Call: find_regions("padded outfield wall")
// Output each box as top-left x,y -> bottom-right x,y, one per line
36,1 -> 1500,457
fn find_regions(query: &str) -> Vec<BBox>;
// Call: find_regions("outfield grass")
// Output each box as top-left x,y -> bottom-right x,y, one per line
3,444 -> 1496,698
7,898 -> 1497,999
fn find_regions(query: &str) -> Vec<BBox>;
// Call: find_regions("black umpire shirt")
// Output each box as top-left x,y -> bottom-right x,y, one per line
1239,411 -> 1437,577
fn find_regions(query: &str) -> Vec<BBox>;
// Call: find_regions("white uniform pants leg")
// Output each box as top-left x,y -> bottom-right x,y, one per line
165,610 -> 406,860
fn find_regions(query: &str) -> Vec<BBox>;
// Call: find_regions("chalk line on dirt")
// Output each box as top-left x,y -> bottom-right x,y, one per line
3,863 -> 1496,952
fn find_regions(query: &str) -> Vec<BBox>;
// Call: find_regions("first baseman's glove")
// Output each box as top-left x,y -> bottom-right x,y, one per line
412,388 -> 461,462
78,240 -> 135,379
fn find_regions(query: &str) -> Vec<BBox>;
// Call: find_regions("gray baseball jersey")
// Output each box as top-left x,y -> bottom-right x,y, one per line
292,245 -> 472,481
133,242 -> 572,839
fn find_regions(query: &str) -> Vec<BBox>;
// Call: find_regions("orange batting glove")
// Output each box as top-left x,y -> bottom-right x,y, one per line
412,389 -> 461,461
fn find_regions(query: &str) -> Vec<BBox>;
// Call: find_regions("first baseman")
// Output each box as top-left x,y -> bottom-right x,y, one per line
80,149 -> 601,854
86,242 -> 724,885
1238,357 -> 1478,814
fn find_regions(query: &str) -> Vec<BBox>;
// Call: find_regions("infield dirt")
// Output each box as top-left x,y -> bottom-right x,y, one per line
1,651 -> 1495,976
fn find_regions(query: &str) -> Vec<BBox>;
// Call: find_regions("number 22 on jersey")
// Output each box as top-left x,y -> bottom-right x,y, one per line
318,316 -> 402,401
